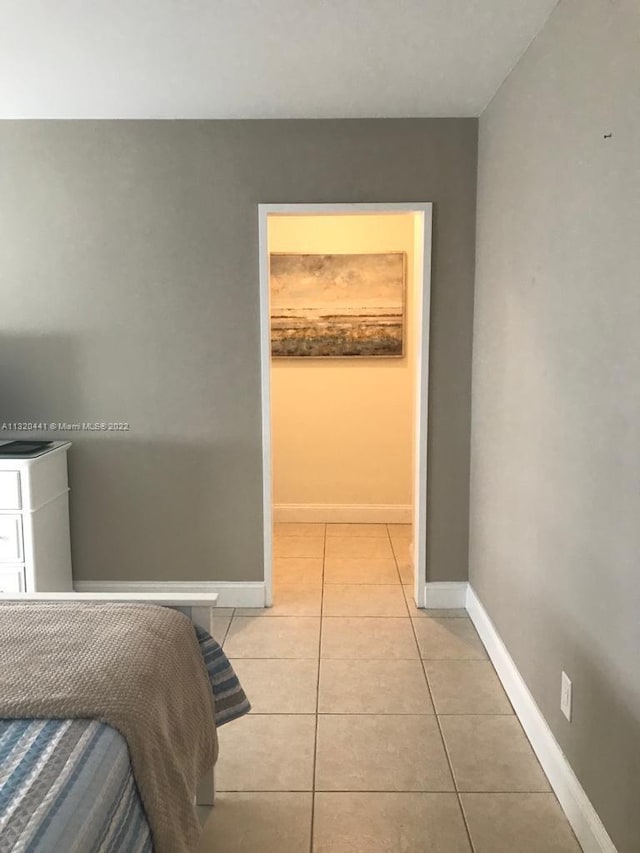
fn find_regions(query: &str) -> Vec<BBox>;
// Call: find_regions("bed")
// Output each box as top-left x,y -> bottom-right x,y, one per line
0,594 -> 250,853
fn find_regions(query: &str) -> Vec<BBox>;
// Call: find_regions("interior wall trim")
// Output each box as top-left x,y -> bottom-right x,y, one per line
259,202 -> 433,610
74,580 -> 266,609
466,586 -> 619,853
273,503 -> 412,524
423,581 -> 468,608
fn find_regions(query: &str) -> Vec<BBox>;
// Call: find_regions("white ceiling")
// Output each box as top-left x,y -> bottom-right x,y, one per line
0,0 -> 559,119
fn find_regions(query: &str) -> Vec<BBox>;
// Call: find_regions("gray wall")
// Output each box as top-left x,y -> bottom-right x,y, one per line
470,2 -> 639,851
0,119 -> 477,584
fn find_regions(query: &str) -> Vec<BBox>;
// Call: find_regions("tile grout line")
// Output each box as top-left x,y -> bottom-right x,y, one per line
219,608 -> 235,646
407,610 -> 478,853
387,523 -> 411,616
216,788 -> 556,794
389,522 -> 478,848
233,614 -> 469,619
226,655 -> 490,660
308,525 -> 328,853
244,711 -> 515,716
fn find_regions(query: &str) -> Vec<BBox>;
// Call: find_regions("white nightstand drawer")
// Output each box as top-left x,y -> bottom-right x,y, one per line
0,567 -> 25,593
0,471 -> 21,510
0,515 -> 23,562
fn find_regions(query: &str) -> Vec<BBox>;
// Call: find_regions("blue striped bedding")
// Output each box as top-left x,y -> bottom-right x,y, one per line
0,625 -> 249,853
0,719 -> 152,853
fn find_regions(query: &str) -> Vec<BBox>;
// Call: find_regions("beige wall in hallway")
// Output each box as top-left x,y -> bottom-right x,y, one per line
269,213 -> 417,509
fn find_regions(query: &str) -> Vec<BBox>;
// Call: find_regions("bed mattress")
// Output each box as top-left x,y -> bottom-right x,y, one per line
0,621 -> 249,852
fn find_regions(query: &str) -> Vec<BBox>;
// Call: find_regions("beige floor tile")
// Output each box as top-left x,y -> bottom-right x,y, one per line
273,557 -> 323,586
324,558 -> 399,584
440,716 -> 551,792
273,522 -> 325,537
461,793 -> 582,853
318,659 -> 433,714
210,614 -> 233,644
397,560 -> 413,584
426,661 -> 513,715
315,715 -> 453,791
322,584 -> 408,617
273,536 -> 325,558
313,792 -> 472,853
237,585 -> 321,617
326,523 -> 389,537
387,524 -> 412,539
321,617 -> 418,659
325,536 -> 394,560
402,585 -> 419,615
216,714 -> 315,791
224,617 -> 320,659
230,658 -> 318,713
412,617 -> 488,660
391,536 -> 413,568
390,538 -> 413,556
198,792 -> 312,853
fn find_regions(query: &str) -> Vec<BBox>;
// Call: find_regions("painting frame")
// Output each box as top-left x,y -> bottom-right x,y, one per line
269,251 -> 407,359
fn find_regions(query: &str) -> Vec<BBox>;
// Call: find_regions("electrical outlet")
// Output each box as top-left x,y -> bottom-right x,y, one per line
561,672 -> 572,721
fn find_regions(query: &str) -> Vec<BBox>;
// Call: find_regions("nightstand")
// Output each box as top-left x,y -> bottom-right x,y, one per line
0,442 -> 73,592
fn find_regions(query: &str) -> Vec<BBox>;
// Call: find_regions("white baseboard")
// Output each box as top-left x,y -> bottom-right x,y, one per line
273,503 -> 412,523
74,580 -> 265,609
466,586 -> 618,853
424,581 -> 469,608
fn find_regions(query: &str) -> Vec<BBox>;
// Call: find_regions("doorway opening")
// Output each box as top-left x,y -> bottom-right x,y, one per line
259,203 -> 432,608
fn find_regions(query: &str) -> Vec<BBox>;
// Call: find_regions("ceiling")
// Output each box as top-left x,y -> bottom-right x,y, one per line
0,0 -> 559,119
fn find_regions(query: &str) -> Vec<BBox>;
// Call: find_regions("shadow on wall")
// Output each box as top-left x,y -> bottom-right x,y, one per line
0,333 -> 82,424
68,436 -> 263,584
0,334 -> 263,585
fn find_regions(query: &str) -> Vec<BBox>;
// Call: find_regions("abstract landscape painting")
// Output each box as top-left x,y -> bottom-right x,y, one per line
270,253 -> 405,357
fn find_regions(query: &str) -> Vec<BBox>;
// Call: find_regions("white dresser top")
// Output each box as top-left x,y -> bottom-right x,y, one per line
0,442 -> 71,469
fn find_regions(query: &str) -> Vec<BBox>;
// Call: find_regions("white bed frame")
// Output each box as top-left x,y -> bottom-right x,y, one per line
0,591 -> 219,807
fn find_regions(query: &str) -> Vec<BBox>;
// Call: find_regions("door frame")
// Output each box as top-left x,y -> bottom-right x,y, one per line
258,202 -> 433,607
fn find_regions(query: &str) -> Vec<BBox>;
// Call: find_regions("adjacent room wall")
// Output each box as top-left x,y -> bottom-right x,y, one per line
269,213 -> 416,512
0,118 -> 477,584
470,2 -> 640,851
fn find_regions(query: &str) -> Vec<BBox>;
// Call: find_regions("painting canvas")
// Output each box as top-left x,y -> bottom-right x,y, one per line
270,252 -> 405,358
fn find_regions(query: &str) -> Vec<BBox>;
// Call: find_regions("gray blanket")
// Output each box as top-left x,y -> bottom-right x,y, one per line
0,602 -> 219,853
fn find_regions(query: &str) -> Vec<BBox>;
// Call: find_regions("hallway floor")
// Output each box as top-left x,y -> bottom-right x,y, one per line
199,523 -> 582,852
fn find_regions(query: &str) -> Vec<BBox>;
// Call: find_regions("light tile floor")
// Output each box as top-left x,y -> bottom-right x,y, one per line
199,523 -> 582,853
